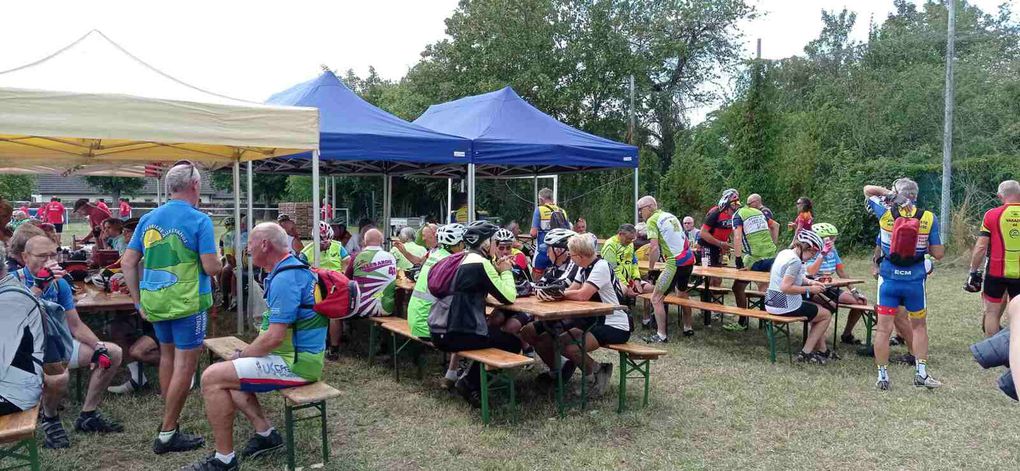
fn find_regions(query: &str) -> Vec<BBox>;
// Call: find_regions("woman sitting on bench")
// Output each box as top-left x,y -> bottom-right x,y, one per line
764,230 -> 834,365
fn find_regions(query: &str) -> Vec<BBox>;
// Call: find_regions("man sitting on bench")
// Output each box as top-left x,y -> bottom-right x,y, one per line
190,223 -> 322,471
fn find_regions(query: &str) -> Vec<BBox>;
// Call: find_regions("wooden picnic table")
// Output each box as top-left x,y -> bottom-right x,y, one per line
73,282 -> 134,312
487,295 -> 623,416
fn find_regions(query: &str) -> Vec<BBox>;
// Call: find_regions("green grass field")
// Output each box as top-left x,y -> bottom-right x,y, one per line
40,254 -> 1020,470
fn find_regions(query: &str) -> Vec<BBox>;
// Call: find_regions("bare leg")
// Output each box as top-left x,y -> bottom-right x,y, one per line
732,280 -> 748,309
1007,298 -> 1020,391
560,331 -> 601,375
893,309 -> 914,354
42,370 -> 70,417
130,336 -> 161,366
521,324 -> 556,370
874,314 -> 895,367
229,390 -> 270,434
200,362 -> 241,455
161,346 -> 202,431
651,292 -> 669,338
840,292 -> 867,337
984,298 -> 1005,337
76,343 -> 123,412
328,319 -> 342,349
805,307 -> 831,353
910,316 -> 929,365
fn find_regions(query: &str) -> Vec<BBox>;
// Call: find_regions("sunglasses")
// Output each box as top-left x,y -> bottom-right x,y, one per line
172,159 -> 198,180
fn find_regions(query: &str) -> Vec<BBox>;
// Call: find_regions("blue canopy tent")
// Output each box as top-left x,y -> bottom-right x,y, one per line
413,86 -> 639,222
252,70 -> 472,235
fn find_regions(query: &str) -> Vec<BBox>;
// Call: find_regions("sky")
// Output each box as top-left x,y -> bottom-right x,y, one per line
0,0 -> 1015,121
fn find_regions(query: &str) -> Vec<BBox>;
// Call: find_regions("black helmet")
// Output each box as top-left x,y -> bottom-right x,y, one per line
464,221 -> 499,248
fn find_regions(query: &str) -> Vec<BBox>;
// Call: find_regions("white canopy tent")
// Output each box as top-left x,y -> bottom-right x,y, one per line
0,30 -> 323,333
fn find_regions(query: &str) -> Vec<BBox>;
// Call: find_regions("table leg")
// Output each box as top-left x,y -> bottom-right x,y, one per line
551,323 -> 564,418
701,276 -> 712,326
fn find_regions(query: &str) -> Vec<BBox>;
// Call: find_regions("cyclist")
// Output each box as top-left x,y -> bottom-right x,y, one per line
406,224 -> 466,388
601,223 -> 652,297
965,180 -> 1020,336
765,230 -> 833,364
865,178 -> 944,390
805,223 -> 870,345
701,189 -> 740,267
728,195 -> 780,330
638,196 -> 696,342
529,188 -> 570,279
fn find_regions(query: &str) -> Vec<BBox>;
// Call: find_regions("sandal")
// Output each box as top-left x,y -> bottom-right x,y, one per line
840,334 -> 862,345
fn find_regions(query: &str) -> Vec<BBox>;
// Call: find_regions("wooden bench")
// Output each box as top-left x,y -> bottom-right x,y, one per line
0,405 -> 39,471
379,318 -> 534,424
606,344 -> 667,413
842,304 -> 878,347
204,337 -> 340,471
639,294 -> 806,363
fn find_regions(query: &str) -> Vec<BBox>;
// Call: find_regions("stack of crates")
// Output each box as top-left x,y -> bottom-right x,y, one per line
277,202 -> 314,236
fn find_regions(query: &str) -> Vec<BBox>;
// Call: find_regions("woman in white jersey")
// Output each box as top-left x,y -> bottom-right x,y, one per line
764,230 -> 834,364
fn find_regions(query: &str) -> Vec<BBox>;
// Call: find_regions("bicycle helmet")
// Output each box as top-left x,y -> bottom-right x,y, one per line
718,188 -> 740,208
534,279 -> 568,301
811,223 -> 838,239
317,221 -> 334,241
494,228 -> 515,244
222,216 -> 235,227
436,223 -> 465,246
464,221 -> 499,248
794,229 -> 824,251
543,228 -> 577,249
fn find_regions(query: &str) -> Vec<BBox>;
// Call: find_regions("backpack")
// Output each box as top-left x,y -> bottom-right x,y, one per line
427,250 -> 468,299
887,207 -> 925,267
426,251 -> 469,336
545,205 -> 570,230
274,263 -> 361,320
3,277 -> 73,366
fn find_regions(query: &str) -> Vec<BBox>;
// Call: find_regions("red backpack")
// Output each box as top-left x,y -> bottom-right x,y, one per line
275,264 -> 361,320
887,207 -> 925,266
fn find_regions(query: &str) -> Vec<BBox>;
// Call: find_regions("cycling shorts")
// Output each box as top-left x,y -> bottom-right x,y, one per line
152,311 -> 208,350
876,276 -> 926,318
983,275 -> 1020,303
654,264 -> 693,296
533,243 -> 553,270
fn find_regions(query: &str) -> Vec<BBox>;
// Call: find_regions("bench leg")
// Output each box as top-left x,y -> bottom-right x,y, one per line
28,436 -> 38,471
319,401 -> 330,465
831,304 -> 840,348
368,322 -> 379,364
480,367 -> 490,425
391,333 -> 400,382
618,351 -> 628,413
863,311 -> 876,348
285,403 -> 296,471
0,437 -> 40,471
765,321 -> 777,363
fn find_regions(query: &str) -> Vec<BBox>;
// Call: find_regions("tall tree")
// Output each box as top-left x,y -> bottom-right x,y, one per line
82,176 -> 146,203
0,175 -> 35,201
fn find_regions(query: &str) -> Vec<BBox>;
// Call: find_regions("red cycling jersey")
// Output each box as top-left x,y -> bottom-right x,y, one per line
701,205 -> 735,247
980,203 -> 1020,279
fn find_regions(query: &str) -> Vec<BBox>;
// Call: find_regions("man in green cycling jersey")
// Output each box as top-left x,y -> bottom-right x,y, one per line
728,196 -> 780,330
601,223 -> 651,297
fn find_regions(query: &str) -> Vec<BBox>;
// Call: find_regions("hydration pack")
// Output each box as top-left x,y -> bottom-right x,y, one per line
887,207 -> 925,267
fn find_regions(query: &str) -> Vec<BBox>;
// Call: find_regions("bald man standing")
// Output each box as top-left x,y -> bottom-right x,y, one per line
346,228 -> 398,317
637,196 -> 696,342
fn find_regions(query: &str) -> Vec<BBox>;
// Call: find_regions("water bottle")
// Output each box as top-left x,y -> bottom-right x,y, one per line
701,247 -> 709,268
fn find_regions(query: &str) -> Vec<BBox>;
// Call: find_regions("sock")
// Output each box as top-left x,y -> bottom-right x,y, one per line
445,369 -> 459,381
158,428 -> 176,443
126,362 -> 146,385
877,365 -> 889,381
256,427 -> 275,437
215,451 -> 235,464
79,410 -> 96,418
916,359 -> 927,378
42,414 -> 59,423
657,331 -> 668,339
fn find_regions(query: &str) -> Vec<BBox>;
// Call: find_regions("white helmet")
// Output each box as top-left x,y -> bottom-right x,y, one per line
494,228 -> 515,243
795,229 -> 824,251
437,223 -> 465,246
543,228 -> 577,249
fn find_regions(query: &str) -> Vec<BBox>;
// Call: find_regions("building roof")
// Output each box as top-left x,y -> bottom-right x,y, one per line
33,172 -> 232,199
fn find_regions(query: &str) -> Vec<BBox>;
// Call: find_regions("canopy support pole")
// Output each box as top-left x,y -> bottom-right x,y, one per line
331,177 -> 336,220
633,167 -> 639,225
383,174 -> 392,242
552,175 -> 558,204
232,160 -> 244,334
467,163 -> 476,222
246,161 -> 255,326
533,173 -> 539,220
446,178 -> 453,224
312,151 -> 321,267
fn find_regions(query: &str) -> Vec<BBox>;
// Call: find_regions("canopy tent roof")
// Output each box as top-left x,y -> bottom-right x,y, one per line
0,163 -> 146,177
0,30 -> 319,169
253,71 -> 470,176
413,86 -> 638,176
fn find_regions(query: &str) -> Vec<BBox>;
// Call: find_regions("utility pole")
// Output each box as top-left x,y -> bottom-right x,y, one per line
630,74 -> 638,225
940,0 -> 956,242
